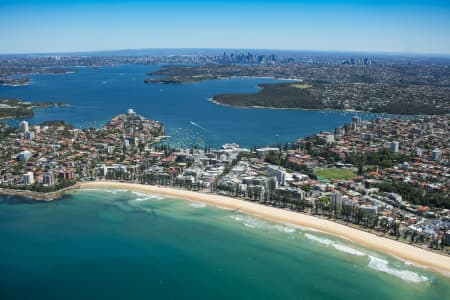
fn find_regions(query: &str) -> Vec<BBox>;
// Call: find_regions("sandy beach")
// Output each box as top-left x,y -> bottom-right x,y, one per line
79,181 -> 450,277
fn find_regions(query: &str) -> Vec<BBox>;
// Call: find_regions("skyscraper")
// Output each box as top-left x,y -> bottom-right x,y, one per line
19,120 -> 29,133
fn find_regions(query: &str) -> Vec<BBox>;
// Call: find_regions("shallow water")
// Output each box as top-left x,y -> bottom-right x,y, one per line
0,189 -> 448,300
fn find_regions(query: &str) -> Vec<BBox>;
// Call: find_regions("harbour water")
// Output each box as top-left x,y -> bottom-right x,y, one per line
0,189 -> 448,300
0,64 -> 382,147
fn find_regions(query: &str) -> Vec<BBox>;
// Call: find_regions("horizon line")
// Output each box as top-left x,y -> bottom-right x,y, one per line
1,47 -> 450,59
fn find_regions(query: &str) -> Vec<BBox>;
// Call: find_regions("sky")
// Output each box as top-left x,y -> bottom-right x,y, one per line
0,0 -> 450,55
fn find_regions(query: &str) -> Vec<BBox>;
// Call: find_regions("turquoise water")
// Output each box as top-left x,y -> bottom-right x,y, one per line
0,64 -> 383,147
0,189 -> 448,299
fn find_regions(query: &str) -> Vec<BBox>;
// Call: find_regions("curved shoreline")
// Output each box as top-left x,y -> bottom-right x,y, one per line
78,181 -> 450,278
208,97 -> 368,113
0,184 -> 80,201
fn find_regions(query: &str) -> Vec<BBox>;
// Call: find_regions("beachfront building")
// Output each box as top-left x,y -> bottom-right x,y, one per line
23,172 -> 34,185
43,172 -> 56,186
330,192 -> 343,214
266,165 -> 287,186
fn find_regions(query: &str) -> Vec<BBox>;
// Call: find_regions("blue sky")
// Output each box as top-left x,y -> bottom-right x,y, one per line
1,0 -> 450,54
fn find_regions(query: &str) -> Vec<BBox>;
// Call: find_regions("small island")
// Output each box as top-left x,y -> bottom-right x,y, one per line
0,98 -> 68,120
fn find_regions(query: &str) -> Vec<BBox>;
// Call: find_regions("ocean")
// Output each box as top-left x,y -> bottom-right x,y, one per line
0,64 -> 383,147
0,189 -> 448,300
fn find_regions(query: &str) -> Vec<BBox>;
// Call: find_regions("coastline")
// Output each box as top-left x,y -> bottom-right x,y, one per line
207,97 -> 367,114
0,184 -> 80,201
78,181 -> 450,278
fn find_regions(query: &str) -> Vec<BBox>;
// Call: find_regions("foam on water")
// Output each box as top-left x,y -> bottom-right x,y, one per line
190,202 -> 207,208
230,215 -> 296,234
332,243 -> 366,257
368,256 -> 429,283
304,233 -> 334,246
131,191 -> 163,201
305,234 -> 429,283
282,222 -> 322,233
215,205 -> 234,211
101,189 -> 129,195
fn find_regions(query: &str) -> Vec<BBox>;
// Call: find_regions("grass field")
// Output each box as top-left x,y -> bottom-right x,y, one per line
314,168 -> 356,180
291,83 -> 312,89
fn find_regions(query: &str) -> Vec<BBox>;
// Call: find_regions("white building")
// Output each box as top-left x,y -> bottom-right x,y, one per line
412,147 -> 423,157
43,172 -> 56,186
360,204 -> 378,217
390,141 -> 399,153
23,172 -> 34,185
19,120 -> 29,133
351,116 -> 362,128
330,192 -> 343,213
17,150 -> 32,161
256,147 -> 280,158
266,165 -> 287,186
432,148 -> 441,161
25,131 -> 35,141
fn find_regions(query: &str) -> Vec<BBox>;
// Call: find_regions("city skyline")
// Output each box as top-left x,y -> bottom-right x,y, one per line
1,0 -> 450,55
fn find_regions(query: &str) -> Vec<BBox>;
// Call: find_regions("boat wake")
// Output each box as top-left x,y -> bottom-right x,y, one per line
189,121 -> 207,130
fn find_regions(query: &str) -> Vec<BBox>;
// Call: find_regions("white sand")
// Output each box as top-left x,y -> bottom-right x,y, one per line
80,181 -> 450,277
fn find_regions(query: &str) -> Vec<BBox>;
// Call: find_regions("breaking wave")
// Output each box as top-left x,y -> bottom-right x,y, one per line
230,215 -> 297,234
282,222 -> 322,233
190,202 -> 207,208
131,191 -> 163,201
99,189 -> 129,195
368,256 -> 429,283
305,233 -> 429,283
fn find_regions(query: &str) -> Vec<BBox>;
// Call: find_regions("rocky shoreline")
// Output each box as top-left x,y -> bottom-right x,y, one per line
0,184 -> 80,201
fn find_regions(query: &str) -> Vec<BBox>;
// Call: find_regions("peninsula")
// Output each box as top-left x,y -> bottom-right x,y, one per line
145,63 -> 450,115
0,98 -> 68,120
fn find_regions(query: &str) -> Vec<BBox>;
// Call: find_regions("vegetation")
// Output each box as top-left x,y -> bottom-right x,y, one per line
344,149 -> 411,169
0,107 -> 33,119
213,83 -> 324,109
41,120 -> 74,129
314,168 -> 356,180
264,152 -> 317,179
376,181 -> 450,209
145,64 -> 449,115
0,98 -> 67,120
372,101 -> 442,115
6,179 -> 77,193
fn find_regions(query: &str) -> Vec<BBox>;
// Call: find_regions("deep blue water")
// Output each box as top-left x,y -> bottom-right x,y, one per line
0,64 -> 382,147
